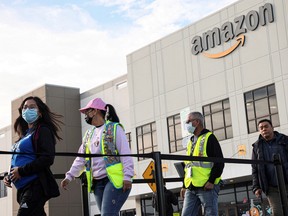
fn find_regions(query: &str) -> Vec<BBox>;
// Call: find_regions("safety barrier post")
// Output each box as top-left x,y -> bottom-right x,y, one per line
80,173 -> 89,216
273,154 -> 288,216
152,151 -> 166,216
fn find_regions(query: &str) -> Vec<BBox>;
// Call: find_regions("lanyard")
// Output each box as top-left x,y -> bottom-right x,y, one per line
190,134 -> 207,156
190,136 -> 198,156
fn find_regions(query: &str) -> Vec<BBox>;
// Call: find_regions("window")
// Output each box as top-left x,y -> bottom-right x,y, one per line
244,84 -> 279,133
167,114 -> 185,153
126,132 -> 132,149
218,180 -> 271,216
120,209 -> 136,216
136,122 -> 157,161
141,197 -> 154,215
141,192 -> 183,216
0,180 -> 7,198
203,99 -> 233,141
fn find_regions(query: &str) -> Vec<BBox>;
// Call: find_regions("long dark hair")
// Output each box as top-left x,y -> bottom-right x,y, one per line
14,113 -> 28,141
17,96 -> 63,141
100,104 -> 119,123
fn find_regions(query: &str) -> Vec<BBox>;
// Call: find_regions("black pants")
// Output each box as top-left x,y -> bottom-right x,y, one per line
17,179 -> 48,216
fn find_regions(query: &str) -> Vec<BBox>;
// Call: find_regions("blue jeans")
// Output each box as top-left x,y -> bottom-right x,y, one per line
182,184 -> 220,216
93,177 -> 131,216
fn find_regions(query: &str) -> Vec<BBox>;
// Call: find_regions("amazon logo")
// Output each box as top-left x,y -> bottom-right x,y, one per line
191,3 -> 274,59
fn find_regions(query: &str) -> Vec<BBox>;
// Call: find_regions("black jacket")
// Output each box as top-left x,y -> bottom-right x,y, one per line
201,129 -> 225,183
164,187 -> 178,216
252,131 -> 288,195
152,187 -> 178,216
18,125 -> 60,198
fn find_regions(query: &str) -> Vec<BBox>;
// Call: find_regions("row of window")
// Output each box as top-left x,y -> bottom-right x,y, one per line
134,84 -> 279,159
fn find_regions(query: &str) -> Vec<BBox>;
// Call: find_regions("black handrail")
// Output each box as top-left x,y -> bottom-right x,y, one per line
1,151 -> 287,216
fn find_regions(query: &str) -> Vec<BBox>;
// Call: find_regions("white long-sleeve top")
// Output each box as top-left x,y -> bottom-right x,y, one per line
65,124 -> 134,182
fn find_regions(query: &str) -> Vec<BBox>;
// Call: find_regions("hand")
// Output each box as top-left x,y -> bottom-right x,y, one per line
255,189 -> 262,198
3,176 -> 12,188
10,167 -> 21,182
204,182 -> 214,190
123,180 -> 132,192
61,178 -> 71,190
180,188 -> 186,199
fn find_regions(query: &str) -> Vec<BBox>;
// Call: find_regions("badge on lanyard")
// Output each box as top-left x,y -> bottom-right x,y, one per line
186,163 -> 193,177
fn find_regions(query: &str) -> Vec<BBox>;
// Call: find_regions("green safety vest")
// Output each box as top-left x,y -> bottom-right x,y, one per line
85,121 -> 125,193
184,132 -> 221,188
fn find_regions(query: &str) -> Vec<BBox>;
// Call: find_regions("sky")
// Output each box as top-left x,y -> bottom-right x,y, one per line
0,0 -> 238,129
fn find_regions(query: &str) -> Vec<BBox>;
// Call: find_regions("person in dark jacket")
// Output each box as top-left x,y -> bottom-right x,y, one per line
152,185 -> 178,216
3,96 -> 62,216
252,119 -> 288,216
181,111 -> 224,216
164,186 -> 178,216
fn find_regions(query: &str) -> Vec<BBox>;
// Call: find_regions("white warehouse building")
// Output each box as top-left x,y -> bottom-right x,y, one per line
1,0 -> 288,215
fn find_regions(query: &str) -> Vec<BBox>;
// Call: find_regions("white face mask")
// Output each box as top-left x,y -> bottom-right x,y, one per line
186,122 -> 196,134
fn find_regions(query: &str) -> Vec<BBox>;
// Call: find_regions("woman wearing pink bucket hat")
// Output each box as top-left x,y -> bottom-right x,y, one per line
61,98 -> 134,215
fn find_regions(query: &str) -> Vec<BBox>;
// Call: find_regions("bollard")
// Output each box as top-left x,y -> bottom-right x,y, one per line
153,151 -> 166,216
273,154 -> 288,216
81,173 -> 90,216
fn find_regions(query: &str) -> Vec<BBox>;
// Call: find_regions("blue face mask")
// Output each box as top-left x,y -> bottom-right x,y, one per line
22,108 -> 39,124
186,122 -> 196,134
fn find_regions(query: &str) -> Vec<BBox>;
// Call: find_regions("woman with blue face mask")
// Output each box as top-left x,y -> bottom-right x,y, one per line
2,96 -> 63,216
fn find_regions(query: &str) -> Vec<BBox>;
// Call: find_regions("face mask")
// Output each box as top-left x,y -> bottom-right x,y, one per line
85,116 -> 93,125
186,122 -> 196,134
22,108 -> 39,124
85,110 -> 96,125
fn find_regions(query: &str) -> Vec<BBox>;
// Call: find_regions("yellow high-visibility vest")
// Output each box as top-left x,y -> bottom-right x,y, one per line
85,121 -> 125,192
184,132 -> 221,188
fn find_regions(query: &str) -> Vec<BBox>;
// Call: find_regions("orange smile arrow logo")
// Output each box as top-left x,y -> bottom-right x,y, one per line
203,34 -> 245,59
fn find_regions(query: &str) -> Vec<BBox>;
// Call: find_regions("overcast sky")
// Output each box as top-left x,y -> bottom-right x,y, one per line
0,0 -> 238,129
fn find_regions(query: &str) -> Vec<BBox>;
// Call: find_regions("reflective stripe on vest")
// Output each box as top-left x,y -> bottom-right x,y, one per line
184,132 -> 221,187
101,121 -> 124,189
84,128 -> 95,193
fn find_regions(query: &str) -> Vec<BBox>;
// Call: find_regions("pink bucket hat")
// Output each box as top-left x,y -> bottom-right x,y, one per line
79,98 -> 106,113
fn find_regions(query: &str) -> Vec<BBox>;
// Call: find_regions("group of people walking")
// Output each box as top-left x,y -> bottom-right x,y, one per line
2,95 -> 288,216
181,113 -> 288,216
3,96 -> 133,216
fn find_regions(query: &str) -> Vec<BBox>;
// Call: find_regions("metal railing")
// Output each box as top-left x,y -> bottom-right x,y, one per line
1,150 -> 288,216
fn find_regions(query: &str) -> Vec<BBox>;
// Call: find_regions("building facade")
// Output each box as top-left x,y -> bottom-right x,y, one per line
1,0 -> 288,215
126,0 -> 288,215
